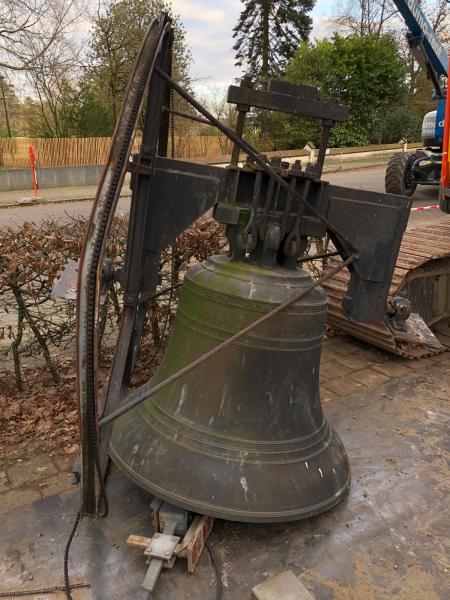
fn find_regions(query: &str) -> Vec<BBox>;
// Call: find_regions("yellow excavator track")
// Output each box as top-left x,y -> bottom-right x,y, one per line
323,217 -> 450,358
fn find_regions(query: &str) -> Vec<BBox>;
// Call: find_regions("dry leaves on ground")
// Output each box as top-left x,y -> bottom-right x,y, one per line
0,359 -> 79,459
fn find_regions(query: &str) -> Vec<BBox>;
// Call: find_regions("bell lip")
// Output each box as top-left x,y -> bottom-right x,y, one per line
109,445 -> 351,523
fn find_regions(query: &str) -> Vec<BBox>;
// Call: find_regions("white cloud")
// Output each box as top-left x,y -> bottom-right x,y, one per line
183,7 -> 335,95
311,16 -> 336,41
173,0 -> 243,89
172,0 -> 228,23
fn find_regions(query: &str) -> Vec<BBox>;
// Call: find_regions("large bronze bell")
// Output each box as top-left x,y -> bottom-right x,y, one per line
110,255 -> 350,522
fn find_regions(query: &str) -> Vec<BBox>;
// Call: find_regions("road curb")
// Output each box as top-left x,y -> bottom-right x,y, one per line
0,162 -> 393,211
0,191 -> 132,210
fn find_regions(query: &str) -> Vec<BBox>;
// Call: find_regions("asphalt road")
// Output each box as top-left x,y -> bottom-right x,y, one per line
0,165 -> 444,228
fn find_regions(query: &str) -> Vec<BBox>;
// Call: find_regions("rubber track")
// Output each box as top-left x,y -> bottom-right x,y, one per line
322,218 -> 450,358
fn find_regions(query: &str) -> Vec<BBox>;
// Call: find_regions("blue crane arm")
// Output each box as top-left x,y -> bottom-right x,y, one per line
393,0 -> 447,79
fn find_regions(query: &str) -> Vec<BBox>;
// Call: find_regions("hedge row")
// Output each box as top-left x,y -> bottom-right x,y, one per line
0,216 -> 223,391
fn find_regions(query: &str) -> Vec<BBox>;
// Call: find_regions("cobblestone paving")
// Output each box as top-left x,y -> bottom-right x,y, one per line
0,334 -> 447,514
0,442 -> 75,514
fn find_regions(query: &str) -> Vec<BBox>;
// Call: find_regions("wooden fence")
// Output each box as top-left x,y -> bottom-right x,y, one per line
0,135 -> 234,168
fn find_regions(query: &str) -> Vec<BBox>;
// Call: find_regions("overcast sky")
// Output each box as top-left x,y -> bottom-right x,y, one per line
171,0 -> 336,94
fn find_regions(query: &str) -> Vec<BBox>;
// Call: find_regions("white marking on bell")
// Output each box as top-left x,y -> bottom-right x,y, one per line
239,451 -> 248,468
132,444 -> 139,455
332,467 -> 336,475
175,384 -> 188,415
290,476 -> 301,494
312,367 -> 315,374
265,391 -> 274,404
219,384 -> 228,415
249,283 -> 257,299
240,476 -> 249,501
305,461 -> 309,469
319,468 -> 323,478
208,416 -> 215,426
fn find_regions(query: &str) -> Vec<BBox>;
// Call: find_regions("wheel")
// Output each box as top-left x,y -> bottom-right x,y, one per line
385,152 -> 417,197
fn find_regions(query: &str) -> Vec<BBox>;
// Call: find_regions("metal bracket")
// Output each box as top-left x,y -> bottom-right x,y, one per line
144,532 -> 180,561
127,160 -> 154,176
127,500 -> 214,594
227,78 -> 348,122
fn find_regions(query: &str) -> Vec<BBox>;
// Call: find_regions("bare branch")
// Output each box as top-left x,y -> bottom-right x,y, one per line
0,0 -> 82,72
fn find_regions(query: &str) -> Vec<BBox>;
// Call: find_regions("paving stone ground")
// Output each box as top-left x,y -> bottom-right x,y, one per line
0,442 -> 75,514
0,334 -> 447,514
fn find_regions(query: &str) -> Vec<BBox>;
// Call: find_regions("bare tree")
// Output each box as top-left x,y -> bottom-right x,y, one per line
25,35 -> 81,136
428,0 -> 449,42
0,0 -> 79,72
333,0 -> 449,38
201,86 -> 237,128
334,0 -> 398,36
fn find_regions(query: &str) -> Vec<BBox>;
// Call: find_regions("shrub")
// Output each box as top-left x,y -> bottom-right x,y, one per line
0,216 -> 223,391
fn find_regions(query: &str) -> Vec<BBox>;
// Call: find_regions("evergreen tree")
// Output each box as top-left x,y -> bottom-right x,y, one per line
233,0 -> 315,85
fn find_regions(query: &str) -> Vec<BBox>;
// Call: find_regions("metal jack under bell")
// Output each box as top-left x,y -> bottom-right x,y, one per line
110,255 -> 350,522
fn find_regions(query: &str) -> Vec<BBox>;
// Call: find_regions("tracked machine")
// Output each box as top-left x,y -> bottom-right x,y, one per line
75,13 -> 424,595
325,0 -> 450,357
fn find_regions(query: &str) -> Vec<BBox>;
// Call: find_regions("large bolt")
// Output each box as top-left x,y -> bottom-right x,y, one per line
269,156 -> 282,167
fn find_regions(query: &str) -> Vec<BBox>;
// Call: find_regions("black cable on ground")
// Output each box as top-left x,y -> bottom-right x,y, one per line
64,511 -> 82,600
205,540 -> 224,600
95,453 -> 110,518
0,509 -> 89,599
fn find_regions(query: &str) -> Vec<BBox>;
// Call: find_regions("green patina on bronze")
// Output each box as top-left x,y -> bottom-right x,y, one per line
110,255 -> 350,523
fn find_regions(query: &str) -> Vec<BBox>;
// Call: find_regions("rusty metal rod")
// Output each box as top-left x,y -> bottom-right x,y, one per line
99,255 -> 354,427
163,107 -> 212,127
298,251 -> 340,262
164,106 -> 262,158
155,66 -> 356,253
141,281 -> 183,301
